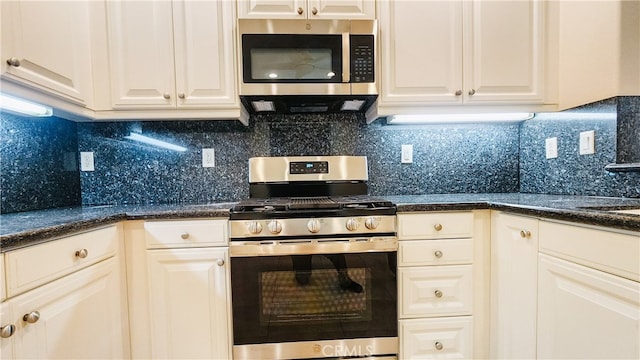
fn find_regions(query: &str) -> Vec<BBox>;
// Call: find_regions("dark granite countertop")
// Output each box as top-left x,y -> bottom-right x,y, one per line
1,194 -> 639,252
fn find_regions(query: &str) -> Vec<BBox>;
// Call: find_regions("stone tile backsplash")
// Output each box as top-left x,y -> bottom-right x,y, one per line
1,96 -> 639,213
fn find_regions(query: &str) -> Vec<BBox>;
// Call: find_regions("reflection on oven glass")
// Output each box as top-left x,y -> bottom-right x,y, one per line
260,256 -> 371,325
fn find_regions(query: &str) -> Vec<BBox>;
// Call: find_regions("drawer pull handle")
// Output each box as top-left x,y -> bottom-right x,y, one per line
519,230 -> 531,238
435,341 -> 444,351
75,249 -> 88,259
434,250 -> 443,258
434,290 -> 443,298
6,57 -> 21,67
0,324 -> 16,338
181,232 -> 190,240
297,7 -> 303,15
23,311 -> 40,324
434,223 -> 443,231
216,259 -> 225,267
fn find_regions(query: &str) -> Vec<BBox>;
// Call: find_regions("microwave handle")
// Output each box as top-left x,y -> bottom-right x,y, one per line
342,33 -> 350,83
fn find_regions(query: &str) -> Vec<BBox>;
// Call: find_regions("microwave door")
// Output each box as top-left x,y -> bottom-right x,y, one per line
342,32 -> 350,83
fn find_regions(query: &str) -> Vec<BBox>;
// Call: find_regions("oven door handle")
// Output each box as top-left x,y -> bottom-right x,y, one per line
230,236 -> 397,257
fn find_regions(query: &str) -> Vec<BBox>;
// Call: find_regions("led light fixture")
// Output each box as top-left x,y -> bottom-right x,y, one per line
0,93 -> 53,117
388,113 -> 534,124
124,132 -> 187,152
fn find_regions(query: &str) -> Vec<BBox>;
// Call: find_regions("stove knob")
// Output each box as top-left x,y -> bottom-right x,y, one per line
247,221 -> 263,235
365,216 -> 380,230
346,218 -> 359,231
268,220 -> 282,234
307,219 -> 321,233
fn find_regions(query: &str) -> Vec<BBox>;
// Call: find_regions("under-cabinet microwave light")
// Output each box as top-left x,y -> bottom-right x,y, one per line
124,132 -> 187,152
0,93 -> 53,117
388,113 -> 534,124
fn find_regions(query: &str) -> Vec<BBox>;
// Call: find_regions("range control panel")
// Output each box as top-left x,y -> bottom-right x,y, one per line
289,161 -> 329,174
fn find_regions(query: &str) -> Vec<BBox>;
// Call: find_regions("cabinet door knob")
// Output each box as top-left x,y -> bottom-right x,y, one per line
178,93 -> 185,99
455,90 -> 462,96
435,341 -> 444,350
434,289 -> 443,298
0,324 -> 16,338
434,223 -> 443,231
468,89 -> 476,96
163,93 -> 171,99
23,311 -> 40,324
180,232 -> 190,240
311,7 -> 318,15
6,57 -> 20,67
216,259 -> 225,267
297,7 -> 304,15
75,248 -> 89,259
520,230 -> 531,238
434,250 -> 443,258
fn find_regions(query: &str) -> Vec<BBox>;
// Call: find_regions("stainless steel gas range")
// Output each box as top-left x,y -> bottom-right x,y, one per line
229,156 -> 398,360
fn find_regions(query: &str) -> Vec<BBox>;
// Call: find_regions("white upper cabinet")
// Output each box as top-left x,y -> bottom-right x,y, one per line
377,0 -> 544,111
0,0 -> 95,107
237,0 -> 374,19
106,0 -> 238,110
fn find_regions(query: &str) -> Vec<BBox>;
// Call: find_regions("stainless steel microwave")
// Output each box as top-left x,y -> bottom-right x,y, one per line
238,19 -> 377,98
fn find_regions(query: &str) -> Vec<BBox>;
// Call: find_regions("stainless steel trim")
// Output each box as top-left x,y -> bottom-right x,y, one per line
241,83 -> 352,96
233,337 -> 397,360
239,19 -> 354,36
248,155 -> 368,183
230,236 -> 397,257
342,32 -> 350,83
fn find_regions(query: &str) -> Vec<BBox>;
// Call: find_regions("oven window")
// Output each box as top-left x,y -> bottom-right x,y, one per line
231,252 -> 397,345
242,34 -> 342,83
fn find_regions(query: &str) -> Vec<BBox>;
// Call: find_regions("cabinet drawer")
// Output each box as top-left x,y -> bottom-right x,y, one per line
399,239 -> 473,267
399,316 -> 473,359
145,219 -> 228,249
5,226 -> 118,297
539,221 -> 640,281
399,265 -> 473,318
398,212 -> 474,240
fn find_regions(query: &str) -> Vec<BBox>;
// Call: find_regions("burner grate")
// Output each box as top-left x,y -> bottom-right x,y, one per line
288,197 -> 341,210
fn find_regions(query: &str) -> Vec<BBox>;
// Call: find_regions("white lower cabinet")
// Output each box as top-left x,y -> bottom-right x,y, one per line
146,247 -> 230,359
400,317 -> 473,359
124,219 -> 231,359
0,225 -> 128,360
538,254 -> 640,360
397,211 -> 490,360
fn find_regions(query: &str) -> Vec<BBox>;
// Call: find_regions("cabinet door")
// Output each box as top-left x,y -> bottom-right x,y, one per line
490,212 -> 538,359
538,254 -> 640,360
464,0 -> 544,103
308,0 -> 375,19
1,0 -> 93,106
0,302 -> 14,359
237,0 -> 306,19
147,248 -> 230,359
106,0 -> 176,108
378,0 -> 463,105
173,0 -> 238,108
10,258 -> 125,359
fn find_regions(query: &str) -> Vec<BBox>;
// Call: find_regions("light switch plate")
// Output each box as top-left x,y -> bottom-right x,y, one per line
579,130 -> 595,155
401,144 -> 413,164
545,137 -> 558,159
202,148 -> 215,167
80,152 -> 94,171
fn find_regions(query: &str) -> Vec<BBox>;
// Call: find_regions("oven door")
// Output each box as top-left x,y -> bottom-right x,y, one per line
230,240 -> 398,359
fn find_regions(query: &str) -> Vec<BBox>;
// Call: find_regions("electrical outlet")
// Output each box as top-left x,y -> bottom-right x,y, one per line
80,152 -> 95,171
579,130 -> 595,155
545,137 -> 558,159
202,148 -> 215,167
401,144 -> 413,164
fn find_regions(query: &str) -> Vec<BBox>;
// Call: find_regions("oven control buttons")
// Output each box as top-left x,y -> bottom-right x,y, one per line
247,221 -> 263,235
268,220 -> 282,234
307,219 -> 321,233
365,216 -> 380,230
346,218 -> 360,231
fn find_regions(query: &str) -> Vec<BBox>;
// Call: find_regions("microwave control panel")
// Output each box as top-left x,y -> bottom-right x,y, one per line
350,35 -> 375,83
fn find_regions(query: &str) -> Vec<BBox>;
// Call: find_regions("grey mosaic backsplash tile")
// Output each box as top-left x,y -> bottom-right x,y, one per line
617,96 -> 640,163
0,112 -> 81,213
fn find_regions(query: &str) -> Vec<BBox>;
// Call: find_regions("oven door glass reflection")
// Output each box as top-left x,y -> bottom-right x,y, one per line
231,251 -> 397,345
